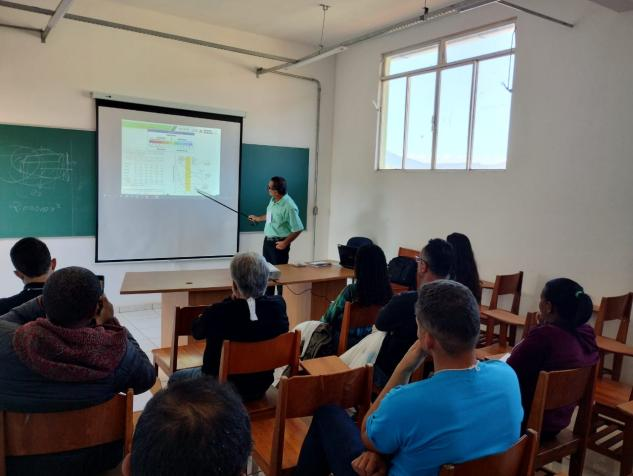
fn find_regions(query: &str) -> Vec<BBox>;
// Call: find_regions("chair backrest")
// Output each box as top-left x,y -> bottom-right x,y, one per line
439,429 -> 538,476
346,237 -> 373,248
526,364 -> 598,437
398,247 -> 419,259
594,293 -> 632,343
218,331 -> 301,382
170,305 -> 208,372
523,312 -> 539,338
0,390 -> 133,475
270,366 -> 373,474
489,271 -> 523,314
338,302 -> 382,355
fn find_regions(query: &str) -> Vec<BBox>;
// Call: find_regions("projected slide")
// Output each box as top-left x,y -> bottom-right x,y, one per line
121,119 -> 221,196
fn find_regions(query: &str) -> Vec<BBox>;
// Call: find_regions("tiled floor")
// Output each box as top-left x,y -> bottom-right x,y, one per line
117,307 -> 622,476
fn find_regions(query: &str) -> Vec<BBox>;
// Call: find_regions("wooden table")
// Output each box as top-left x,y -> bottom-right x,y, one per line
120,263 -> 354,346
300,356 -> 350,376
480,279 -> 495,290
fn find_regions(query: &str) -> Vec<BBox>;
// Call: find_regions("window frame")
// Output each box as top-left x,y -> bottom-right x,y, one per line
376,18 -> 517,172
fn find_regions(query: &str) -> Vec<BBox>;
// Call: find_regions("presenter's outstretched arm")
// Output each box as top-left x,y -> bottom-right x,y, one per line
276,231 -> 301,250
248,214 -> 266,223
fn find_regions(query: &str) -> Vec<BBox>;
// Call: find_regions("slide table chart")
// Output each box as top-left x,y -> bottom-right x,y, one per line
120,263 -> 354,346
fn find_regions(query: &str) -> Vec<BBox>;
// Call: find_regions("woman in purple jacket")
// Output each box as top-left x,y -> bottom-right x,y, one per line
507,278 -> 599,439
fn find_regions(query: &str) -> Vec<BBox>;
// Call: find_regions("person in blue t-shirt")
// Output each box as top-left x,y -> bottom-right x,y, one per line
295,280 -> 523,476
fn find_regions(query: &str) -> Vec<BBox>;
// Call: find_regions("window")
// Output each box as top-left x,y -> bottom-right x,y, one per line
378,22 -> 516,170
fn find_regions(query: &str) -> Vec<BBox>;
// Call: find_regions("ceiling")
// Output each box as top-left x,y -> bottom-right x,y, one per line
105,0 -> 458,47
588,0 -> 633,11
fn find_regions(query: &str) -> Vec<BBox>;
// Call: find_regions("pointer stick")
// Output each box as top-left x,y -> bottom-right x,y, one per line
196,189 -> 255,225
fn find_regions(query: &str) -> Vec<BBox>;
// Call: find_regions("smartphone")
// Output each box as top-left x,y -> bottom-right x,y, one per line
96,275 -> 105,294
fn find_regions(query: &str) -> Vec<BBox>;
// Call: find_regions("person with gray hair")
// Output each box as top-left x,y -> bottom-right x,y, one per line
169,252 -> 289,401
295,280 -> 523,476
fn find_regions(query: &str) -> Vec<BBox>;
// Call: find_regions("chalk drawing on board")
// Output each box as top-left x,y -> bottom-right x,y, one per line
0,146 -> 72,196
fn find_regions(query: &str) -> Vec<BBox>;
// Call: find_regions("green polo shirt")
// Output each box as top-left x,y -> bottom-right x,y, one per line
264,194 -> 304,238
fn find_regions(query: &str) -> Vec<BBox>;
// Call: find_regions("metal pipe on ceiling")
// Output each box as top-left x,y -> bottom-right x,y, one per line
41,0 -> 74,42
0,0 -> 297,63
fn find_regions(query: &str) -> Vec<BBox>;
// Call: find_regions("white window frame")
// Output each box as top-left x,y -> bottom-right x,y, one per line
376,19 -> 517,171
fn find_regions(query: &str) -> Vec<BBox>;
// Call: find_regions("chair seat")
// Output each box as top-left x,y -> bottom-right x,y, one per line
535,429 -> 580,468
595,378 -> 633,408
391,283 -> 409,295
476,343 -> 512,361
152,342 -> 205,376
251,416 -> 310,474
245,387 -> 278,421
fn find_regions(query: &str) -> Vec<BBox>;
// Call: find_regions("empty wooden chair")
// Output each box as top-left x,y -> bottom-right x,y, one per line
439,429 -> 537,476
589,353 -> 633,476
0,390 -> 133,476
593,292 -> 633,381
526,364 -> 598,476
219,331 -> 301,420
337,301 -> 382,355
480,271 -> 524,346
152,305 -> 207,378
476,311 -> 538,361
250,365 -> 373,476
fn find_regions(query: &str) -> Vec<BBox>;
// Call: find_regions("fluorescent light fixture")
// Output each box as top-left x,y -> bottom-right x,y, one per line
283,46 -> 348,70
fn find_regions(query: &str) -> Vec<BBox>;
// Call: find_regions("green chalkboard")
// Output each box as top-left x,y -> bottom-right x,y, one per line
0,124 -> 310,238
239,144 -> 309,232
0,124 -> 96,238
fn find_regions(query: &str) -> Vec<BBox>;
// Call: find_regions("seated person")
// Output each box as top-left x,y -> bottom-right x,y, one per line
295,280 -> 523,476
373,238 -> 453,387
0,266 -> 156,476
447,232 -> 482,304
507,277 -> 599,439
0,237 -> 56,316
170,252 -> 289,401
321,244 -> 392,350
123,377 -> 251,476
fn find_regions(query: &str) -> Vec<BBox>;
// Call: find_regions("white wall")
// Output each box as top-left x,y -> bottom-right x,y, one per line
328,0 -> 633,308
0,0 -> 336,308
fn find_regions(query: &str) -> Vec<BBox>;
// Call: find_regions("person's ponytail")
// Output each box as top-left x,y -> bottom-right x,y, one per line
543,278 -> 592,331
574,291 -> 593,327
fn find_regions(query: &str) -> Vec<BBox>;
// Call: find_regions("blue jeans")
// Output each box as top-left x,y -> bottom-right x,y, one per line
168,366 -> 204,386
295,405 -> 365,476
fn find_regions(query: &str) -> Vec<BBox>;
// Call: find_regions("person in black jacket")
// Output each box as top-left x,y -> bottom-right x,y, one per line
0,237 -> 56,316
169,252 -> 289,401
0,267 -> 156,476
373,238 -> 453,387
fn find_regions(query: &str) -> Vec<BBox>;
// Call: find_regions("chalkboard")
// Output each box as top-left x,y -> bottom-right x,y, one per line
0,124 -> 310,238
0,124 -> 96,238
239,144 -> 309,232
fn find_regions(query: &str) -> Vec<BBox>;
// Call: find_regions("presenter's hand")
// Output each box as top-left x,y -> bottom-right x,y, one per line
248,215 -> 258,223
352,451 -> 387,476
275,240 -> 289,250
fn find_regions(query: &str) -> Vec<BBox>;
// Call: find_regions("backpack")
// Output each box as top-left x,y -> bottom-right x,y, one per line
388,256 -> 417,290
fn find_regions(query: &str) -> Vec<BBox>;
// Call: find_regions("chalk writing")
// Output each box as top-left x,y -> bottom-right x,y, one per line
0,145 -> 72,190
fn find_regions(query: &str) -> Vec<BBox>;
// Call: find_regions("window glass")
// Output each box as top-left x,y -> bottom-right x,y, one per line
405,72 -> 436,169
435,65 -> 472,170
471,55 -> 514,169
380,77 -> 406,169
386,45 -> 439,76
446,24 -> 515,63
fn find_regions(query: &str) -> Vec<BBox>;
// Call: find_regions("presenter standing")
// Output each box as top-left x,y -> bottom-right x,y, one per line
248,176 -> 303,295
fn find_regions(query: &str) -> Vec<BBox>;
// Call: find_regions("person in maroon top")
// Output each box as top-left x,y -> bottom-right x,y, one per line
507,278 -> 599,439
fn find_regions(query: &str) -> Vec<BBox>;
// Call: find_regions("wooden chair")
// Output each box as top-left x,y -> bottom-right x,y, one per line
152,305 -> 207,377
480,271 -> 524,347
588,346 -> 633,476
219,331 -> 301,420
476,311 -> 537,360
391,247 -> 419,294
526,364 -> 598,476
250,365 -> 373,476
337,301 -> 382,355
0,390 -> 133,476
593,292 -> 633,381
439,429 -> 538,476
